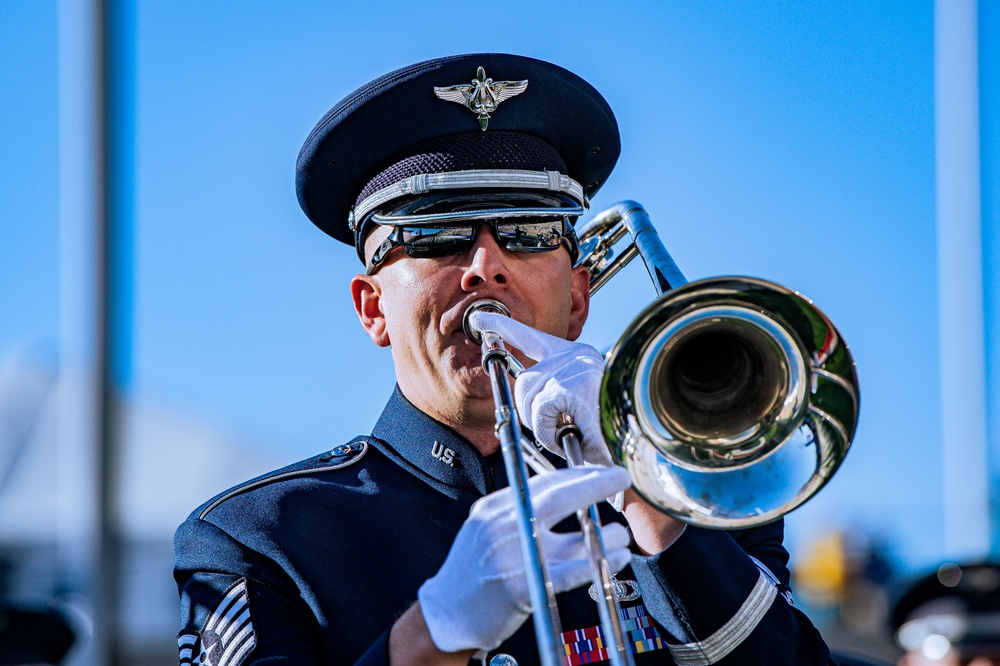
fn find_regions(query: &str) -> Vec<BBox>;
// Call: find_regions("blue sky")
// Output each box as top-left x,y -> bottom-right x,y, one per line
0,1 -> 970,570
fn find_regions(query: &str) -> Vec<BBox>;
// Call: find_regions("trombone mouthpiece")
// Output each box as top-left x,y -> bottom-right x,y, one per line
462,299 -> 511,344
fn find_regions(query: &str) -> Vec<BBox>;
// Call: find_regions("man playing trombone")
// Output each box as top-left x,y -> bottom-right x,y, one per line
175,53 -> 838,665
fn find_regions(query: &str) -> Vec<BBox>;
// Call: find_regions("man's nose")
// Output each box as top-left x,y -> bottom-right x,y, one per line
460,224 -> 511,289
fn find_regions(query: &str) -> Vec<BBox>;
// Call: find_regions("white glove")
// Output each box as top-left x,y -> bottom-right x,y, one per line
470,311 -> 611,467
417,466 -> 632,652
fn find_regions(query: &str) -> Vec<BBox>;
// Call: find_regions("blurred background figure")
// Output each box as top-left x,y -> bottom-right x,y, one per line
891,562 -> 1000,666
794,526 -> 900,664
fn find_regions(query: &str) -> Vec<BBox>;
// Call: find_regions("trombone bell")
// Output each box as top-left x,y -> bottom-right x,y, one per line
602,277 -> 859,529
577,203 -> 860,529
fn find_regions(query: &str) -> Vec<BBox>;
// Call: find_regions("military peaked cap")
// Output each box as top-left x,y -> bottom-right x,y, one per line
295,53 -> 621,257
891,561 -> 1000,653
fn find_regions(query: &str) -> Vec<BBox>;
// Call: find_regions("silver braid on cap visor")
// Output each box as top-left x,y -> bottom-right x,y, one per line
370,205 -> 587,226
348,168 -> 588,232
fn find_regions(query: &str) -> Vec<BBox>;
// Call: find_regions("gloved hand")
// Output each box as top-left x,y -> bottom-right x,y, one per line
470,311 -> 611,467
417,466 -> 631,652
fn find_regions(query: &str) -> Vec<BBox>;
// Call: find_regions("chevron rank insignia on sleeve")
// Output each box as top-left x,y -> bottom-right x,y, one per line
178,578 -> 256,666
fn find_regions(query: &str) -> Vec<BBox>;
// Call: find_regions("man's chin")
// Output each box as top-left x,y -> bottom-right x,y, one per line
451,366 -> 493,399
441,344 -> 500,397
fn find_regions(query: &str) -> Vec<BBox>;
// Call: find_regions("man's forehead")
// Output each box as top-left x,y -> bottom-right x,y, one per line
295,53 -> 620,249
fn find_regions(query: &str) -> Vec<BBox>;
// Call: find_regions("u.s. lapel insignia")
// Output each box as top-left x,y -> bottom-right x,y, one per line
431,440 -> 456,467
433,66 -> 528,131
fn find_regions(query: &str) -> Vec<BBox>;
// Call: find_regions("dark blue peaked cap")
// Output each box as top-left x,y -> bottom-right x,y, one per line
296,53 -> 621,249
891,561 -> 1000,651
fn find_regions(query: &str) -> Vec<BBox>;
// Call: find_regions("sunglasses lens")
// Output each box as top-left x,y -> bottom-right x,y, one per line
496,219 -> 565,251
401,226 -> 475,257
397,219 -> 568,259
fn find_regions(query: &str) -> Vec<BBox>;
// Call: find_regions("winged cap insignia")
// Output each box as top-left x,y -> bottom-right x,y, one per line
433,66 -> 528,131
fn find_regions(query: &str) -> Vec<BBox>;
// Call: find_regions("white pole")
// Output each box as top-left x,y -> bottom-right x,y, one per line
934,0 -> 989,559
56,0 -> 101,663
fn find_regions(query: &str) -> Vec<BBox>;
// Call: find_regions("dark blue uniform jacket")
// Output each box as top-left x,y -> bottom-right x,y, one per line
174,388 -> 834,665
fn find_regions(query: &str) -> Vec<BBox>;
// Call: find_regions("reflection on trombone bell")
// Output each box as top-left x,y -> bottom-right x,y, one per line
464,200 -> 860,666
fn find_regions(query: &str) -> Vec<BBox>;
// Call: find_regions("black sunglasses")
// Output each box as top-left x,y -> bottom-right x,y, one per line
366,218 -> 577,275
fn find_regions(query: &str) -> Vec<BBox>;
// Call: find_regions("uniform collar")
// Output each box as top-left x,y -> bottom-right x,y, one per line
372,386 -> 500,496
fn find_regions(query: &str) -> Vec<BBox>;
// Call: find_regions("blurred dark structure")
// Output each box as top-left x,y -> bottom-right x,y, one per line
832,653 -> 894,666
0,602 -> 74,665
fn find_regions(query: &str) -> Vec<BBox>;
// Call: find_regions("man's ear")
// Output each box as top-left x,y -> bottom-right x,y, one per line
350,274 -> 391,347
566,264 -> 591,342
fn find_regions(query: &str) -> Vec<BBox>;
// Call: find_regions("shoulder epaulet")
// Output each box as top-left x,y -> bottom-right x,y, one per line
198,438 -> 371,519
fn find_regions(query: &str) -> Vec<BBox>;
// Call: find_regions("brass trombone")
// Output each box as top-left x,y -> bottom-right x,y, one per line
463,200 -> 860,665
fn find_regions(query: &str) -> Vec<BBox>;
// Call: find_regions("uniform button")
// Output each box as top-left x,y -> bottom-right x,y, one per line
320,440 -> 368,465
489,655 -> 518,666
